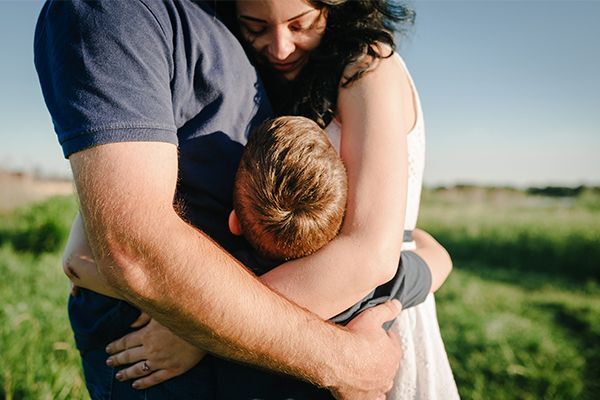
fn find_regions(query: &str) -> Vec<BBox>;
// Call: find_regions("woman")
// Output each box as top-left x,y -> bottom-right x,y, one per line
66,0 -> 459,398
228,2 -> 459,397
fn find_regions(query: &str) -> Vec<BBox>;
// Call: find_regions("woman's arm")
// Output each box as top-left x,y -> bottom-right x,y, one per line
412,229 -> 453,293
260,53 -> 417,319
63,212 -> 122,299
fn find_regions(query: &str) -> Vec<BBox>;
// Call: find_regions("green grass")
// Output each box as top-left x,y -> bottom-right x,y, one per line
0,195 -> 77,254
0,196 -> 85,400
0,249 -> 87,399
419,187 -> 600,282
420,187 -> 600,399
436,267 -> 599,399
1,190 -> 599,399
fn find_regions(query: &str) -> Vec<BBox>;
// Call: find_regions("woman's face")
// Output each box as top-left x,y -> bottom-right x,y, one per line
236,0 -> 328,81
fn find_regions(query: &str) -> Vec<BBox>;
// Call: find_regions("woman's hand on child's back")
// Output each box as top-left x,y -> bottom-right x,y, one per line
105,314 -> 206,389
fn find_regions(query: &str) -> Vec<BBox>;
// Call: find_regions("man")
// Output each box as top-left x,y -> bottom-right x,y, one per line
34,1 -> 402,398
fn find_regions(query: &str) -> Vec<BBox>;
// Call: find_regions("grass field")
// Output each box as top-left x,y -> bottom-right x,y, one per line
0,187 -> 598,399
420,187 -> 600,399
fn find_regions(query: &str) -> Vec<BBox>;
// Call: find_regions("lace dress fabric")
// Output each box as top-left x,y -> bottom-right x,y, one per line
324,54 -> 459,399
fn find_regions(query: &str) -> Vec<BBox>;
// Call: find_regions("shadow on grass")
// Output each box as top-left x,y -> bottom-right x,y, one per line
0,386 -> 30,400
431,231 -> 600,283
0,196 -> 77,255
452,262 -> 599,294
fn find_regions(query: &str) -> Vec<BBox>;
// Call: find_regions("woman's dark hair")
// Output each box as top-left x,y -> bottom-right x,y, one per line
214,0 -> 415,127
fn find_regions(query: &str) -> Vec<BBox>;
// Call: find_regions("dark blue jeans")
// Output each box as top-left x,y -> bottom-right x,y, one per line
71,292 -> 216,399
81,349 -> 332,400
72,292 -> 331,399
212,358 -> 333,400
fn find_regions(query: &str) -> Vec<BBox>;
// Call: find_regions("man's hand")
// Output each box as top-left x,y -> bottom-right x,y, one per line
330,300 -> 403,400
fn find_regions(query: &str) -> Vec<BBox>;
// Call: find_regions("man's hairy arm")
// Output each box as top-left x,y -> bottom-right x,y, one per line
70,140 -> 401,398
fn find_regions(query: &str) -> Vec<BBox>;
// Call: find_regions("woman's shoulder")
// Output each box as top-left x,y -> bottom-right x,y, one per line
341,43 -> 407,86
337,45 -> 416,132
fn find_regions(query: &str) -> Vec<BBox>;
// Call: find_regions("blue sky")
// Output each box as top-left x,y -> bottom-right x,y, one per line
1,0 -> 599,186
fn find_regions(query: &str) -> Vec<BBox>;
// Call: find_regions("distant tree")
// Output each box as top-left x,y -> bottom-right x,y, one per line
527,185 -> 585,197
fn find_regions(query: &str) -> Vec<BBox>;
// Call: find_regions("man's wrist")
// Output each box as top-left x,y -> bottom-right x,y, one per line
308,326 -> 359,390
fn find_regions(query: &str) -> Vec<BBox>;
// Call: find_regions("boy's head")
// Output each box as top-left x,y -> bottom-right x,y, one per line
231,116 -> 348,261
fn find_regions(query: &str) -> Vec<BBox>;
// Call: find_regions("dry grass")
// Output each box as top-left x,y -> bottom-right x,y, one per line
0,170 -> 73,212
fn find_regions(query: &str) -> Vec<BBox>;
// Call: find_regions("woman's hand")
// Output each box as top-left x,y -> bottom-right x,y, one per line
63,212 -> 122,298
105,313 -> 206,389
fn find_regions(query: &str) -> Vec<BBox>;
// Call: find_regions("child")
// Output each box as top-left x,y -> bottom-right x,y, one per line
228,116 -> 448,324
64,116 -> 449,322
230,115 -> 348,261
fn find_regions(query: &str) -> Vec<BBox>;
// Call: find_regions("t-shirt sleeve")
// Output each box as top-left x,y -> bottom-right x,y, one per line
391,250 -> 432,309
329,250 -> 432,326
34,0 -> 177,158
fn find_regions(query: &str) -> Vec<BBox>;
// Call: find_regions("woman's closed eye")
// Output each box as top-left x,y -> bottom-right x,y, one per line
289,23 -> 311,33
242,24 -> 310,37
242,24 -> 267,36
291,16 -> 314,31
291,12 -> 324,33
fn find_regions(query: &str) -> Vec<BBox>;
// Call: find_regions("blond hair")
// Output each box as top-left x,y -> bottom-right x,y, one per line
233,116 -> 347,260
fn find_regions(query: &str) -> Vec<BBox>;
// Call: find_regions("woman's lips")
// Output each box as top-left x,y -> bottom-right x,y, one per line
271,61 -> 298,72
270,59 -> 301,72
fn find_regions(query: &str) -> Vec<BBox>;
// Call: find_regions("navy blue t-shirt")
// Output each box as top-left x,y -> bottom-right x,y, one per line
34,0 -> 273,350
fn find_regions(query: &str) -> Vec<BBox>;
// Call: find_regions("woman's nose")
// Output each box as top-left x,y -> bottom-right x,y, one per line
268,27 -> 295,61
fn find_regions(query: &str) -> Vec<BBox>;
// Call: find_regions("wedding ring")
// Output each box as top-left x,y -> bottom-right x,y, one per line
142,360 -> 151,372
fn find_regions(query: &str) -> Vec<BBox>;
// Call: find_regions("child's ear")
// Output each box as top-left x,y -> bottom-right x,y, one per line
228,210 -> 243,236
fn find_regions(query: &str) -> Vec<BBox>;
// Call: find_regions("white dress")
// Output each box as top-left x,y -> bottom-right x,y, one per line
324,54 -> 460,399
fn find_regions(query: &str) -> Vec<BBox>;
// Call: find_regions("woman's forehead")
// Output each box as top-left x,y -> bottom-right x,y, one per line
236,0 -> 320,23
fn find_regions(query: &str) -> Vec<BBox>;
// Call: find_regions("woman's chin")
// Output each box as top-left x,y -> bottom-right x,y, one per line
266,67 -> 300,82
281,70 -> 300,81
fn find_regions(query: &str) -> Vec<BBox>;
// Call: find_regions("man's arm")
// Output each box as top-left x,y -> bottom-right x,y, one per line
70,140 -> 401,399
